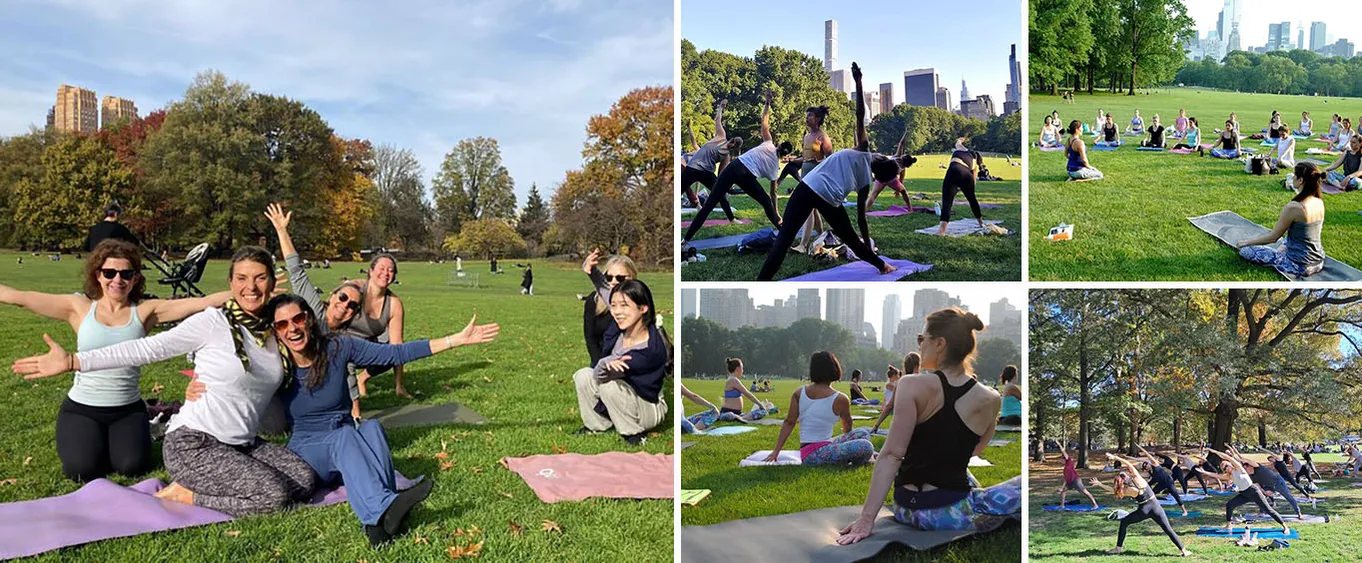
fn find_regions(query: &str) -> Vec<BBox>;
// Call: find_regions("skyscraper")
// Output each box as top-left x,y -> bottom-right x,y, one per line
681,288 -> 697,319
830,69 -> 852,96
1006,44 -> 1021,106
54,84 -> 98,133
699,289 -> 751,330
1223,0 -> 1241,52
796,288 -> 821,321
1268,23 -> 1282,50
1311,22 -> 1327,51
825,288 -> 865,334
903,68 -> 939,108
882,295 -> 901,350
879,83 -> 895,114
1298,25 -> 1305,50
960,79 -> 970,103
935,87 -> 951,112
824,20 -> 837,73
986,298 -> 1023,347
961,95 -> 996,121
100,96 -> 137,129
862,91 -> 880,119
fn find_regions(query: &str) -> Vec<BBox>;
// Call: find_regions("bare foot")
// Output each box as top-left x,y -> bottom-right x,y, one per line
155,482 -> 195,505
1180,549 -> 1192,557
395,387 -> 414,399
879,263 -> 898,275
1105,546 -> 1124,555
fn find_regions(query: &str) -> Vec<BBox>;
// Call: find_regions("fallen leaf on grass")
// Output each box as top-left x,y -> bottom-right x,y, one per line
434,451 -> 450,460
151,383 -> 164,394
484,431 -> 495,441
567,407 -> 577,416
446,540 -> 484,559
468,525 -> 482,536
463,541 -> 483,557
482,376 -> 491,383
541,520 -> 563,534
224,530 -> 241,537
23,457 -> 32,466
497,490 -> 514,499
471,467 -> 483,474
413,535 -> 428,545
497,457 -> 510,469
508,520 -> 524,537
440,460 -> 455,471
552,443 -> 568,454
0,479 -> 17,486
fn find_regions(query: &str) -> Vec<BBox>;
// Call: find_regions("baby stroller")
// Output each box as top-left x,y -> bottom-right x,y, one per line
143,243 -> 210,299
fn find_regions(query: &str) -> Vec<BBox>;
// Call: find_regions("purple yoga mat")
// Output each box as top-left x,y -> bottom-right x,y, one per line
781,257 -> 933,282
1038,145 -> 1064,152
0,473 -> 419,559
866,205 -> 918,217
682,218 -> 751,228
1323,183 -> 1346,195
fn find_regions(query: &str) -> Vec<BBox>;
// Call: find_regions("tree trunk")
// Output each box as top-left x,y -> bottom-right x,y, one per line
1258,418 -> 1267,448
1211,399 -> 1238,450
1033,400 -> 1046,462
1116,418 -> 1126,452
1173,414 -> 1182,449
1078,321 -> 1091,468
1129,58 -> 1138,95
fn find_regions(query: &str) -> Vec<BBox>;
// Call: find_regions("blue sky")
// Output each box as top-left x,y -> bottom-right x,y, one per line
681,0 -> 1021,108
0,0 -> 673,207
1185,1 -> 1361,49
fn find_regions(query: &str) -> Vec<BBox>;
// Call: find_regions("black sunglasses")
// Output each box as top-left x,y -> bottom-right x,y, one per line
99,268 -> 137,281
606,274 -> 631,283
332,291 -> 361,311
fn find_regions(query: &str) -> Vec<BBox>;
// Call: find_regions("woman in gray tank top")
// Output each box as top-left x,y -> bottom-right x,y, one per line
345,253 -> 410,398
0,240 -> 229,481
681,99 -> 742,214
1237,162 -> 1327,277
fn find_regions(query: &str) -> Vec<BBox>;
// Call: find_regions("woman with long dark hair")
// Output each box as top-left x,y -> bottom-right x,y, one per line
347,252 -> 411,398
1237,161 -> 1327,277
572,280 -> 670,445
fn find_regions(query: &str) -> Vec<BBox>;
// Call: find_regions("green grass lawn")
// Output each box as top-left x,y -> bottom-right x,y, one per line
0,251 -> 672,562
1029,88 -> 1362,281
680,154 -> 1022,281
1029,451 -> 1362,562
679,378 -> 1021,562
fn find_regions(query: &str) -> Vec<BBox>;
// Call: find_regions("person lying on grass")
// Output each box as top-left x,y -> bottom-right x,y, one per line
1322,134 -> 1362,191
185,294 -> 498,545
1208,119 -> 1242,159
14,247 -> 319,518
764,350 -> 874,466
1,240 -> 231,482
755,62 -> 912,281
837,307 -> 1019,544
1064,120 -> 1103,180
1235,161 -> 1326,278
1201,447 -> 1291,533
869,353 -> 918,435
719,357 -> 773,421
680,383 -> 720,433
1087,454 -> 1192,557
571,280 -> 669,446
1058,447 -> 1099,510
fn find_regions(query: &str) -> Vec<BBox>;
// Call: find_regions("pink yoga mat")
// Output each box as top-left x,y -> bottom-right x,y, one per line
1038,145 -> 1064,152
0,473 -> 419,559
502,452 -> 673,503
682,218 -> 751,228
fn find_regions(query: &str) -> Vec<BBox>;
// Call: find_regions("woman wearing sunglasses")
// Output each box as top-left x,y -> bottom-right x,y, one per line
185,294 -> 499,544
0,240 -> 230,482
266,203 -> 367,417
581,248 -> 638,366
14,247 -> 321,517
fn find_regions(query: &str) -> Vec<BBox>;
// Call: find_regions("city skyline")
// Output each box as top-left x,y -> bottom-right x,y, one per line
1185,0 -> 1360,51
0,0 -> 672,207
681,0 -> 1019,114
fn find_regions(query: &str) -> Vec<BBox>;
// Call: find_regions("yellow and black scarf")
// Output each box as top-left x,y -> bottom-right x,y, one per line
222,299 -> 293,375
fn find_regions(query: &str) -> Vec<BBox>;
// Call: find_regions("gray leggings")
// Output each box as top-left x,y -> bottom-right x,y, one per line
163,427 -> 318,517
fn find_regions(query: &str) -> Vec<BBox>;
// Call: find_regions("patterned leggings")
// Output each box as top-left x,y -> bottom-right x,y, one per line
683,410 -> 719,433
719,406 -> 770,422
801,428 -> 875,466
1239,245 -> 1323,277
163,428 -> 317,517
892,476 -> 1023,532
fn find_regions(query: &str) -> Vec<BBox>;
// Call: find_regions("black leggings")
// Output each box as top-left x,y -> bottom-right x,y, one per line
1172,143 -> 1196,150
775,161 -> 802,187
940,163 -> 981,223
1277,468 -> 1311,497
1180,466 -> 1208,492
999,415 -> 1021,425
1226,487 -> 1285,525
680,166 -> 733,220
55,397 -> 152,481
682,160 -> 780,243
1150,472 -> 1184,508
1140,139 -> 1165,148
1295,466 -> 1313,483
757,184 -> 885,280
1169,466 -> 1187,494
1117,499 -> 1184,551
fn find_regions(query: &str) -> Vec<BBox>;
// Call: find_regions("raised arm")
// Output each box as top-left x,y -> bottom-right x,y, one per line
852,63 -> 868,151
713,99 -> 727,141
0,284 -> 83,325
265,204 -> 326,315
759,91 -> 772,143
13,310 -> 215,379
894,123 -> 909,157
688,121 -> 700,152
142,291 -> 232,326
340,314 -> 499,368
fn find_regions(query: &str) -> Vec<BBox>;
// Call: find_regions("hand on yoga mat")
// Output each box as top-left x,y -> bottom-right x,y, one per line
762,450 -> 782,463
836,514 -> 875,545
11,334 -> 75,380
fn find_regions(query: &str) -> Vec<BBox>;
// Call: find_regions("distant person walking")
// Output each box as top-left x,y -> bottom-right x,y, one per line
85,202 -> 140,252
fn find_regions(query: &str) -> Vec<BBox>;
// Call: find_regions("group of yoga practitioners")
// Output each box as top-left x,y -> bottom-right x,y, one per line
4,202 -> 669,546
679,61 -> 1003,279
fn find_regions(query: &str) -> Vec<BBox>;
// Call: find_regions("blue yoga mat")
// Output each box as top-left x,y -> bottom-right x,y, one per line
699,425 -> 758,436
1041,504 -> 1108,512
781,257 -> 933,282
687,234 -> 748,250
1195,527 -> 1299,539
1135,146 -> 1165,152
1170,511 -> 1203,518
1190,488 -> 1237,496
1091,144 -> 1122,151
1159,493 -> 1207,505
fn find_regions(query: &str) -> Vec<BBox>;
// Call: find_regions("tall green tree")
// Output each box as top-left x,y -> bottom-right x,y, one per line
516,183 -> 551,254
432,137 -> 517,237
1117,0 -> 1194,93
1028,0 -> 1096,93
12,133 -> 133,248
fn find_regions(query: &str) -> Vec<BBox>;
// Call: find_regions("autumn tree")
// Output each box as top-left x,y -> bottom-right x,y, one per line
432,137 -> 516,237
443,218 -> 526,258
12,133 -> 133,248
0,127 -> 55,246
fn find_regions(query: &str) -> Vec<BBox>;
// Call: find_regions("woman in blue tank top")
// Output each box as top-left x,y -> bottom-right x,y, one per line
837,308 -> 1020,545
1064,120 -> 1104,181
998,365 -> 1021,425
0,240 -> 229,481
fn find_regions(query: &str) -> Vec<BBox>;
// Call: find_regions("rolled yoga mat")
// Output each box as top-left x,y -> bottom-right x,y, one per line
680,504 -> 984,563
1187,210 -> 1362,282
363,401 -> 489,427
781,257 -> 933,282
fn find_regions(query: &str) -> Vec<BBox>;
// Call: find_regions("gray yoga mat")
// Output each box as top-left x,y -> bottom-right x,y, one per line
1187,210 -> 1362,282
914,219 -> 1008,237
681,505 -> 979,563
688,233 -> 749,250
1242,513 -> 1328,524
749,417 -> 786,426
363,401 -> 489,428
681,442 -> 697,450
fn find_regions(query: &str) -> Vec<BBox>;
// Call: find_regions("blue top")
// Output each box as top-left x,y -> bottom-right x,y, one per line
1284,219 -> 1325,271
1065,140 -> 1085,172
724,387 -> 742,399
1000,395 -> 1022,418
281,337 -> 431,433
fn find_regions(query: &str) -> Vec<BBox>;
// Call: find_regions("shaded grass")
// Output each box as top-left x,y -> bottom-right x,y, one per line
1028,89 -> 1362,281
680,154 -> 1022,281
1029,452 -> 1362,562
0,252 -> 672,562
680,378 -> 1021,562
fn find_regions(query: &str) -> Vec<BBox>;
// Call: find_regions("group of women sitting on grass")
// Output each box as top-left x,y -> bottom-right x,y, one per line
7,212 -> 500,545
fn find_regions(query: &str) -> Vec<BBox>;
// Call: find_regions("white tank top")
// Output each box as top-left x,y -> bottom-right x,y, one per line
798,385 -> 838,443
1231,468 -> 1253,490
736,141 -> 781,181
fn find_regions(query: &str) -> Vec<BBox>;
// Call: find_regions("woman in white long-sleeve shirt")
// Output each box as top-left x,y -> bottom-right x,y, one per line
14,247 -> 317,517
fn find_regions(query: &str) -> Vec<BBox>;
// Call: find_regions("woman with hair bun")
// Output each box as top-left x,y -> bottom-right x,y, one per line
1236,161 -> 1327,277
837,307 -> 1020,544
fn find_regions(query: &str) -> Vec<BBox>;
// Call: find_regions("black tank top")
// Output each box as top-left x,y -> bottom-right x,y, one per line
950,150 -> 976,170
894,371 -> 979,491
